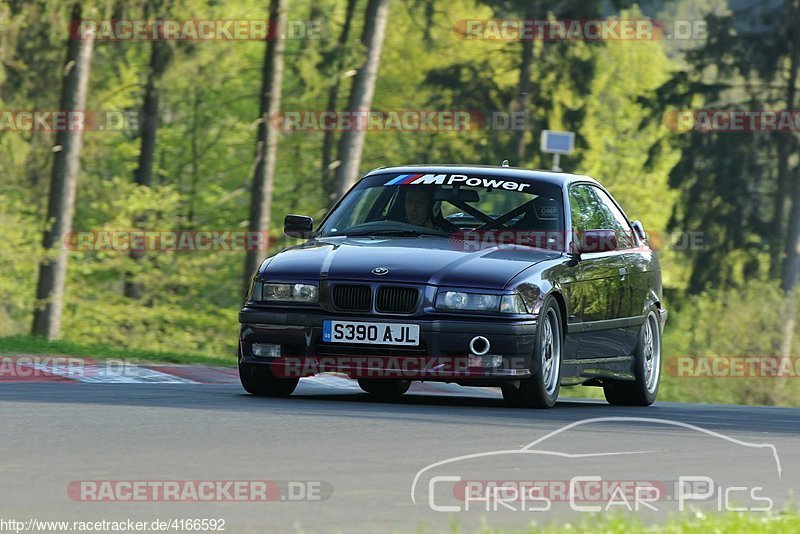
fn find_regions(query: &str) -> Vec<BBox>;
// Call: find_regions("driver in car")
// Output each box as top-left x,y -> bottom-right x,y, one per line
403,187 -> 453,232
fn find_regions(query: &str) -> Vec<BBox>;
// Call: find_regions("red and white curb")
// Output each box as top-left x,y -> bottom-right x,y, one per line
0,355 -> 502,396
1,356 -> 238,384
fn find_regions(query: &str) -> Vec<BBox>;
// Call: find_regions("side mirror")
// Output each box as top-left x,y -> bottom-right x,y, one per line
284,214 -> 314,239
631,220 -> 647,241
576,229 -> 618,254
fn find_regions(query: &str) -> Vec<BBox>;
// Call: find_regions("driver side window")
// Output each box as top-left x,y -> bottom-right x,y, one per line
569,184 -> 635,250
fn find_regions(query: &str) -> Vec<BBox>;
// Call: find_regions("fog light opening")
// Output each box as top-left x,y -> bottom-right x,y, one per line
470,336 -> 490,356
481,354 -> 503,369
252,343 -> 282,358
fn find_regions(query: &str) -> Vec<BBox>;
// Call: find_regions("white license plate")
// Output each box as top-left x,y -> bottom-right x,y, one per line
322,320 -> 420,346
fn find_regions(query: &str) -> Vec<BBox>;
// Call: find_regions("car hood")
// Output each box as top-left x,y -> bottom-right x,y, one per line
259,236 -> 561,290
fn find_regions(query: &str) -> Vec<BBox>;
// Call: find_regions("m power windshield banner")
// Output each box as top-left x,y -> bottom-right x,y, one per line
384,174 -> 532,192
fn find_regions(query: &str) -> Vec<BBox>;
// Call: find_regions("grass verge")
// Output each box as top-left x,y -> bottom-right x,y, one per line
465,509 -> 800,533
0,335 -> 234,367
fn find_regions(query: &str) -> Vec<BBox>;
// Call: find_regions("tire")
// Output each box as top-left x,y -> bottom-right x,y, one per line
358,378 -> 411,400
603,308 -> 662,406
502,297 -> 563,409
239,360 -> 299,397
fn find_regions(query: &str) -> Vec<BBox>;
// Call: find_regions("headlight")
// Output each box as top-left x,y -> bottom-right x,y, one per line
264,283 -> 318,302
435,291 -> 527,313
250,281 -> 318,303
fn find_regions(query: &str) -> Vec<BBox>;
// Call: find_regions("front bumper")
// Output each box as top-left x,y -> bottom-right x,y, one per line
238,307 -> 537,381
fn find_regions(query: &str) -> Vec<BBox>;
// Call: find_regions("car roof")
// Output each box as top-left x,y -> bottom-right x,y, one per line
363,164 -> 599,188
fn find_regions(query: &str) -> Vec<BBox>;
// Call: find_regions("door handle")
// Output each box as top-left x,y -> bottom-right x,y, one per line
619,267 -> 627,279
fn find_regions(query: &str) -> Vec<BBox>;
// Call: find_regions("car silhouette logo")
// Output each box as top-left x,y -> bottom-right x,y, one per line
372,267 -> 389,275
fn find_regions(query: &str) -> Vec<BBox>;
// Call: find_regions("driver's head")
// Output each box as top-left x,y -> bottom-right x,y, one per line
404,188 -> 435,226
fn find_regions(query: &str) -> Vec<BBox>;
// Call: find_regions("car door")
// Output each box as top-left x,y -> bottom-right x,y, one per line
590,186 -> 650,356
566,183 -> 634,359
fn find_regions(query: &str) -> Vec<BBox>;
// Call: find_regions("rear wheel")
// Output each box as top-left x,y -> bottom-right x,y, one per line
502,298 -> 562,408
239,360 -> 298,397
603,309 -> 661,406
358,378 -> 411,400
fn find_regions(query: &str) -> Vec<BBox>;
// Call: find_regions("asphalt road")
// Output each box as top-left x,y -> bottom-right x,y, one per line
1,379 -> 799,533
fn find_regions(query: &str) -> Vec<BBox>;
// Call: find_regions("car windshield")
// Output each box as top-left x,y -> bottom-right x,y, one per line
317,172 -> 566,251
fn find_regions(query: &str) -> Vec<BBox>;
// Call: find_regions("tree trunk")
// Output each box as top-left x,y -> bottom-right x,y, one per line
773,1 -> 800,278
780,160 -> 800,363
770,149 -> 789,278
512,4 -> 537,165
31,3 -> 94,339
186,85 -> 201,224
243,0 -> 288,292
332,0 -> 390,199
134,41 -> 170,189
776,2 -> 800,406
124,38 -> 171,299
321,0 -> 358,204
779,11 -> 800,296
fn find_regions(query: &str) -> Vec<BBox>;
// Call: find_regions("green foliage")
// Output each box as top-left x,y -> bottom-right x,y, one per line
0,194 -> 39,335
648,1 -> 800,293
580,9 -> 680,235
659,280 -> 800,406
1,0 -> 797,402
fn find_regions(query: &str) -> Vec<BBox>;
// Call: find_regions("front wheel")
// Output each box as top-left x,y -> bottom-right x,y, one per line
502,298 -> 562,408
239,361 -> 299,397
603,309 -> 662,406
